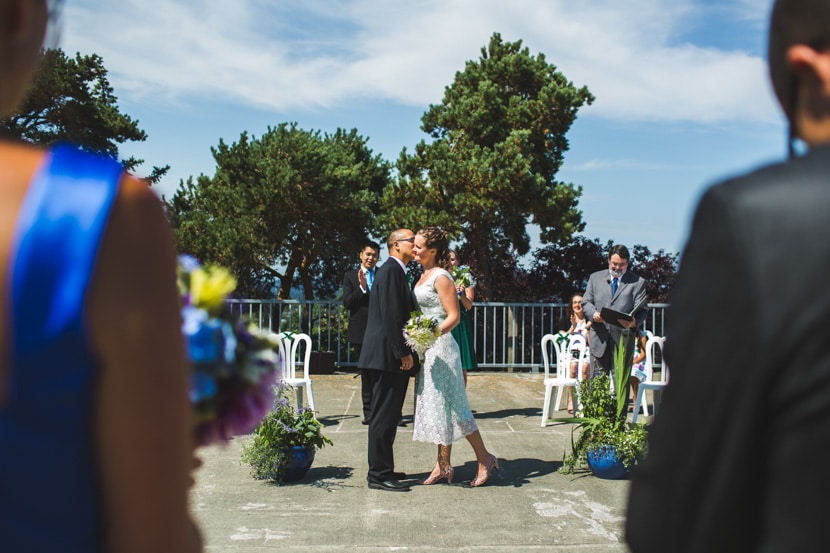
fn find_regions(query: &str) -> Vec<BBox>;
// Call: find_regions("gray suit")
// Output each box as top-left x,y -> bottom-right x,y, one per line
582,268 -> 647,371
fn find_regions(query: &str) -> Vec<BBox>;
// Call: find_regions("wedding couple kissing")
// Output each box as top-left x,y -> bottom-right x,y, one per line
358,227 -> 501,492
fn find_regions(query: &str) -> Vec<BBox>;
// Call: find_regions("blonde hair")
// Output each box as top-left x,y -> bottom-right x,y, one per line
417,227 -> 452,272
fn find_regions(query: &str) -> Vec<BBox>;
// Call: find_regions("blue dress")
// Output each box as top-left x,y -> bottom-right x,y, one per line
0,145 -> 122,552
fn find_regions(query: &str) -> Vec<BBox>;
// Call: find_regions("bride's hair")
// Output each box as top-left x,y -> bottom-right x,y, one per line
418,227 -> 452,272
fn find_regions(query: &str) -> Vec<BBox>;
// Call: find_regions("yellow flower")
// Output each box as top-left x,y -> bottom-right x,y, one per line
190,266 -> 237,312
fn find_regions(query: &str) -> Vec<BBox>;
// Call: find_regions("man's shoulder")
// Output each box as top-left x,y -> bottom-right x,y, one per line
707,147 -> 830,206
588,269 -> 607,281
623,270 -> 644,284
377,259 -> 403,275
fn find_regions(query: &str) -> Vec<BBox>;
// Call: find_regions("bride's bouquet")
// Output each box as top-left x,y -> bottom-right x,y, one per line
178,255 -> 280,446
403,311 -> 442,356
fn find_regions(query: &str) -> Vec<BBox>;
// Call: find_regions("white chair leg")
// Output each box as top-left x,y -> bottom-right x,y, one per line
554,386 -> 564,412
541,385 -> 553,427
295,386 -> 303,410
640,390 -> 650,418
632,387 -> 645,424
306,382 -> 315,412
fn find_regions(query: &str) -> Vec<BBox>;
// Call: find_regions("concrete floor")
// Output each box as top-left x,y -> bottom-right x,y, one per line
191,372 -> 648,552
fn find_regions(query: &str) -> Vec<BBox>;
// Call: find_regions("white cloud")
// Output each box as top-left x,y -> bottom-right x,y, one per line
62,0 -> 778,125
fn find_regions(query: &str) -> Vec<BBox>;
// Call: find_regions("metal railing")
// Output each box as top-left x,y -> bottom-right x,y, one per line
228,299 -> 668,373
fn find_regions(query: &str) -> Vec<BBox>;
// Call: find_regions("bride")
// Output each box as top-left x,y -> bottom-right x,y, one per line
411,227 -> 501,487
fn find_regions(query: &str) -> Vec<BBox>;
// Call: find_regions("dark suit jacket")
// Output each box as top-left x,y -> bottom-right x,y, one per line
357,259 -> 420,373
342,268 -> 370,345
582,268 -> 647,359
626,143 -> 830,553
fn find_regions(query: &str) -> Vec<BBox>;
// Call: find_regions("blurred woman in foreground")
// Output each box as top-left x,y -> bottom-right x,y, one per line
0,1 -> 202,551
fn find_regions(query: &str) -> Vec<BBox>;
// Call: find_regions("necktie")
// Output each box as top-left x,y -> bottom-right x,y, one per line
611,277 -> 619,296
366,268 -> 373,291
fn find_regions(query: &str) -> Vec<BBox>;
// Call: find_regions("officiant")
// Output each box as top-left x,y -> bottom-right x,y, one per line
581,244 -> 648,375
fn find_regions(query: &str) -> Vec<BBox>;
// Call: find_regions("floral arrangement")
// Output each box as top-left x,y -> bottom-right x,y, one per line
560,338 -> 648,474
403,310 -> 441,355
178,255 -> 280,447
450,265 -> 474,296
241,383 -> 334,483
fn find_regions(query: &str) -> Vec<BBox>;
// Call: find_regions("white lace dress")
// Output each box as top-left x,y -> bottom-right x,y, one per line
412,269 -> 479,445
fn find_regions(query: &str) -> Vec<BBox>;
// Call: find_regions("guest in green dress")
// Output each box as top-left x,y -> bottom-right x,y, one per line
449,251 -> 478,386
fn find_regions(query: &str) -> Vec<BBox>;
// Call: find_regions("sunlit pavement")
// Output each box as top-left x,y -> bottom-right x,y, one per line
192,372 -> 641,552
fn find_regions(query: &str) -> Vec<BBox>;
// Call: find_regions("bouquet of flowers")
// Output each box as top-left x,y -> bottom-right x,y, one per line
178,255 -> 280,447
403,310 -> 441,356
450,265 -> 474,296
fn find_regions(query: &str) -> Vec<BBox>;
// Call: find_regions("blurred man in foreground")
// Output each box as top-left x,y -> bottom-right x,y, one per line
627,1 -> 830,551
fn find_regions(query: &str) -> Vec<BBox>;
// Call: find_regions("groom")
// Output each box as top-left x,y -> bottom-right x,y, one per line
358,229 -> 420,492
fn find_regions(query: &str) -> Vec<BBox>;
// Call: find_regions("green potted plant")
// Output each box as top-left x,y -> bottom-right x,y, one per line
559,335 -> 648,478
241,384 -> 333,483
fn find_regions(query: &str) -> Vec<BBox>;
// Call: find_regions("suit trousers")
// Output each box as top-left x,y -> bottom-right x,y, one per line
365,368 -> 410,481
592,329 -> 636,407
352,344 -> 373,421
592,342 -> 616,374
360,369 -> 374,421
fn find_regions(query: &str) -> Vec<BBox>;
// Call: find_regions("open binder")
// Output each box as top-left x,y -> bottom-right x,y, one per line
600,298 -> 648,328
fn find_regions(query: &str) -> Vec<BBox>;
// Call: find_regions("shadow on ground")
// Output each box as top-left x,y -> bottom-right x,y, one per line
409,457 -> 563,488
473,407 -> 541,419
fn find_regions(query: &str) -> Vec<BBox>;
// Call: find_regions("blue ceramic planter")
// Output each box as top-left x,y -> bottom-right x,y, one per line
282,446 -> 316,482
586,446 -> 629,480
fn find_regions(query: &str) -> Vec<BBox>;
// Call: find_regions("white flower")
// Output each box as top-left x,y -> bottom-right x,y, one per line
403,311 -> 441,355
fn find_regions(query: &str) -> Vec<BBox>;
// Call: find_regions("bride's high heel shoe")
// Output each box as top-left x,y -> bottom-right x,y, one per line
470,454 -> 502,488
419,465 -> 454,485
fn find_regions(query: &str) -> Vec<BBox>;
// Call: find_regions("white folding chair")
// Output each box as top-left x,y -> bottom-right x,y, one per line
272,331 -> 315,411
631,335 -> 669,423
540,333 -> 588,427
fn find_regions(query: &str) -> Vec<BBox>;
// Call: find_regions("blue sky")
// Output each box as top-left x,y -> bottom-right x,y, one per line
61,0 -> 782,257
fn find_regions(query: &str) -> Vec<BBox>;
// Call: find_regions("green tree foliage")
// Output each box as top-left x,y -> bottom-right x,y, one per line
0,48 -> 168,184
529,237 -> 611,301
168,123 -> 390,299
631,245 -> 678,304
385,33 -> 594,299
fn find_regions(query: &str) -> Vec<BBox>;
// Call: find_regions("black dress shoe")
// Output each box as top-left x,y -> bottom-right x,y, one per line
368,479 -> 411,492
391,471 -> 406,480
361,418 -> 370,425
397,418 -> 406,427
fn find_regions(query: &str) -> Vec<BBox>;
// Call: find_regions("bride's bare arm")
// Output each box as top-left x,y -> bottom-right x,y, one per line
88,175 -> 202,553
435,273 -> 461,334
